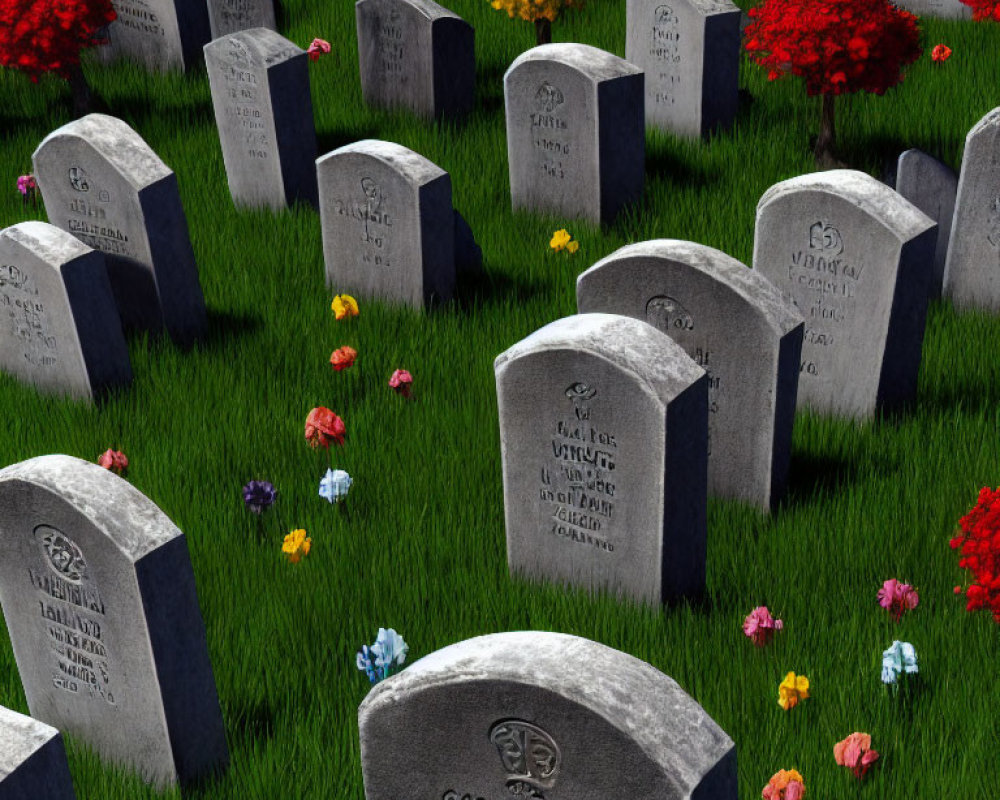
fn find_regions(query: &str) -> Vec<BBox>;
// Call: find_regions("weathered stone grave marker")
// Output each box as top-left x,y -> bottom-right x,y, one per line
494,313 -> 707,605
625,0 -> 741,138
94,0 -> 211,72
753,169 -> 936,419
32,114 -> 207,346
0,222 -> 132,401
0,705 -> 76,800
207,0 -> 276,39
892,0 -> 971,19
0,455 -> 229,789
504,43 -> 645,225
944,107 -> 1000,311
577,240 -> 803,511
356,0 -> 475,119
359,631 -> 738,800
895,148 -> 957,299
205,29 -> 318,210
318,139 -> 479,309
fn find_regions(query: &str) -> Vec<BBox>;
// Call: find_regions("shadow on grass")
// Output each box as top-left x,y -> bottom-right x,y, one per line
779,450 -> 864,509
450,262 -> 549,314
227,695 -> 279,747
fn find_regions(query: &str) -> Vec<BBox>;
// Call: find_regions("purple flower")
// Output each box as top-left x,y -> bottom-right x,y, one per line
242,480 -> 276,514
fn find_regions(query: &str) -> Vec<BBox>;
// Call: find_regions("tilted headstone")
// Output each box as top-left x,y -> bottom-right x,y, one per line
94,0 -> 211,72
504,43 -> 645,225
317,139 -> 469,309
32,114 -> 207,346
577,240 -> 803,511
0,455 -> 229,790
753,170 -> 937,419
494,313 -> 707,605
944,107 -> 1000,311
359,631 -> 738,800
0,222 -> 132,401
207,0 -> 276,39
896,149 -> 957,299
0,705 -> 76,800
205,29 -> 318,210
892,0 -> 971,19
625,0 -> 741,138
356,0 -> 475,119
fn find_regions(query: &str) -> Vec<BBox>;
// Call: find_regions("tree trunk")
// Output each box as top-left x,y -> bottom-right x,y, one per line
534,17 -> 552,46
68,64 -> 92,117
814,92 -> 837,167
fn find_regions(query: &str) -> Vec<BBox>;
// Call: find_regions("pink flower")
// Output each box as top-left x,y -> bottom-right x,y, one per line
97,449 -> 128,475
16,174 -> 36,195
743,605 -> 783,647
389,369 -> 413,398
877,578 -> 918,622
307,37 -> 331,61
834,732 -> 879,781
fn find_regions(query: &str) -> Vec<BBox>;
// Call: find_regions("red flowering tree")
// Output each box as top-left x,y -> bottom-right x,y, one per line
960,1 -> 1000,20
744,1 -> 922,166
0,0 -> 117,114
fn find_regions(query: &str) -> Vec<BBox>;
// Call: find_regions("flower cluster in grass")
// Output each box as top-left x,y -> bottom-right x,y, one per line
306,38 -> 330,61
746,576 -> 924,794
549,228 -> 579,254
16,174 -> 36,205
357,627 -> 408,684
951,486 -> 1000,621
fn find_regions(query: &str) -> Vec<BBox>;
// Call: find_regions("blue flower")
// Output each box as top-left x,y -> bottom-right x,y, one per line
242,480 -> 276,514
319,469 -> 352,503
356,628 -> 408,684
881,640 -> 918,685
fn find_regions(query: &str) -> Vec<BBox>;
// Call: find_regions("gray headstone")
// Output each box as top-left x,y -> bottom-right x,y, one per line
0,222 -> 132,402
494,313 -> 707,605
625,0 -> 741,139
32,114 -> 207,347
205,29 -> 319,210
94,0 -> 211,72
944,107 -> 1000,311
359,631 -> 738,800
316,139 -> 456,309
577,240 -> 803,511
896,149 -> 957,299
0,455 -> 229,790
753,169 -> 937,419
892,0 -> 972,19
504,43 -> 645,225
0,705 -> 76,800
207,0 -> 276,39
356,0 -> 475,119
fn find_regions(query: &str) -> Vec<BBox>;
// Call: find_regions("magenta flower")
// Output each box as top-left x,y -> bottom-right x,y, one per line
389,369 -> 413,398
307,38 -> 331,61
743,605 -> 783,646
877,579 -> 918,622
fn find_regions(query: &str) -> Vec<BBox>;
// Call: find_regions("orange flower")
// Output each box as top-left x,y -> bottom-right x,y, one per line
834,732 -> 879,781
931,44 -> 952,62
304,407 -> 346,449
330,346 -> 357,371
762,768 -> 805,800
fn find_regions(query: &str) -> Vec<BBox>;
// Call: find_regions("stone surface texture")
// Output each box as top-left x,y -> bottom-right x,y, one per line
32,114 -> 207,346
0,455 -> 228,790
494,313 -> 707,606
94,0 -> 211,72
205,28 -> 318,210
359,630 -> 738,800
892,0 -> 971,18
504,43 -> 645,225
754,170 -> 936,419
577,239 -> 803,511
625,0 -> 741,138
356,0 -> 475,119
207,0 -> 276,38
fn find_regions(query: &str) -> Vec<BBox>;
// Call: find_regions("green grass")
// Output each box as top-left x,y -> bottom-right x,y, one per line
1,1 -> 999,797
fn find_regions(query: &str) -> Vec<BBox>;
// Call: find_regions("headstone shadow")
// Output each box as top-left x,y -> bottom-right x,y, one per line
778,451 -> 864,509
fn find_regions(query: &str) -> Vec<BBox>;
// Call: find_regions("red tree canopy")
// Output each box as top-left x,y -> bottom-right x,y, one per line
0,0 -> 116,81
961,0 -> 1000,20
744,0 -> 922,96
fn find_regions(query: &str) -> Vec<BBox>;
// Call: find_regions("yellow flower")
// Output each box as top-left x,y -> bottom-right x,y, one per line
331,294 -> 360,320
283,529 -> 311,563
778,671 -> 809,710
550,229 -> 571,251
567,240 -> 579,254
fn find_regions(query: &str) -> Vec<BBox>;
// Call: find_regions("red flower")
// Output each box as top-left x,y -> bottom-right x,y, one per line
329,346 -> 357,371
931,43 -> 952,61
952,487 -> 1000,622
960,1 -> 1000,22
304,407 -> 346,449
97,449 -> 128,475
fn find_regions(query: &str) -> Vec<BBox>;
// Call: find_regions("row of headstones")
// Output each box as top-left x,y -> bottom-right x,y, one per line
492,167 -> 941,606
0,459 -> 736,798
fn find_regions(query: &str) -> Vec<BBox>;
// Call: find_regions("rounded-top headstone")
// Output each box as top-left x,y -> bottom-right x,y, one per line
0,455 -> 228,789
92,0 -> 212,72
577,239 -> 803,510
495,313 -> 708,605
0,705 -> 76,800
504,43 -> 645,225
359,630 -> 738,800
754,169 -> 936,418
